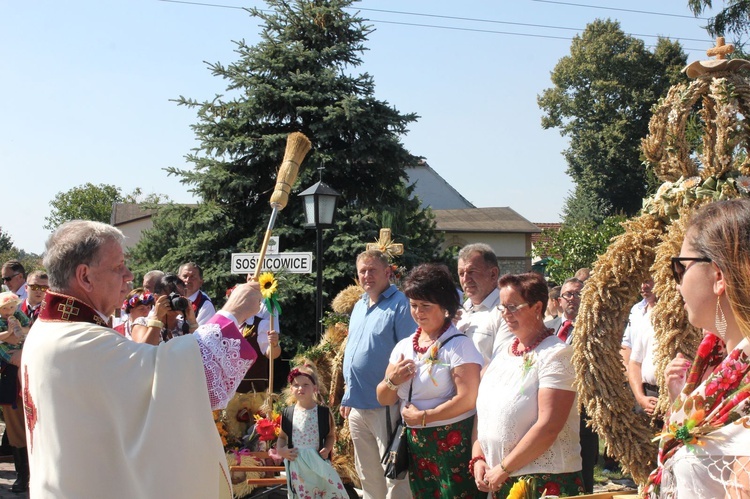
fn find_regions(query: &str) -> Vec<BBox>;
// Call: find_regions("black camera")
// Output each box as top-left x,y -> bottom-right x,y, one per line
168,292 -> 189,312
156,274 -> 190,312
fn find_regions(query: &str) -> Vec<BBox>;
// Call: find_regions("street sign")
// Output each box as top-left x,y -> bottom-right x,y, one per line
231,252 -> 313,274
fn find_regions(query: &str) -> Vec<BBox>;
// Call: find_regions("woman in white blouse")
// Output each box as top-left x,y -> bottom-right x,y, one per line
471,272 -> 584,497
376,263 -> 484,499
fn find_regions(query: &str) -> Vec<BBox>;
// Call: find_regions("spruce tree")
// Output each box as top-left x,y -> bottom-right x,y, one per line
129,0 -> 444,347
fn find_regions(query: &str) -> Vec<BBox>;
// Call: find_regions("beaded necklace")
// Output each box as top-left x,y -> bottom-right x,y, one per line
412,322 -> 451,354
511,328 -> 553,356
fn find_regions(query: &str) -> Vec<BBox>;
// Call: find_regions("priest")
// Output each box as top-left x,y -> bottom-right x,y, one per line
22,220 -> 260,498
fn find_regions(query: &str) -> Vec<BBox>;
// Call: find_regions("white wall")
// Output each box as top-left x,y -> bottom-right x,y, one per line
441,232 -> 529,257
120,219 -> 154,250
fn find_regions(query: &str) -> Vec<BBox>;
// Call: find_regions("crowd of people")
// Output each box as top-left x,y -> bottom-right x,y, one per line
1,199 -> 750,497
339,200 -> 750,499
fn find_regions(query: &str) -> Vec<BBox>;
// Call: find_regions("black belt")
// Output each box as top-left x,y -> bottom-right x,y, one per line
643,382 -> 659,392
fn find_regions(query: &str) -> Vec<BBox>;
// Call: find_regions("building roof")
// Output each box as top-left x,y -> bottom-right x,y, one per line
110,203 -> 158,226
433,207 -> 540,233
405,161 -> 475,210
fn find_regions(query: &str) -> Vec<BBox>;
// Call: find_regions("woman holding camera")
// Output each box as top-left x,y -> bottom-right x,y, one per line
131,274 -> 199,345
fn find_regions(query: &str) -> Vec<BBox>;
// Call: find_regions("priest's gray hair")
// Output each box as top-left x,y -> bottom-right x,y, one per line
44,220 -> 125,291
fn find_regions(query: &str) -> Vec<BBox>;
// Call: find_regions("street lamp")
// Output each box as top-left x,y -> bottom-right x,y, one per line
298,180 -> 341,341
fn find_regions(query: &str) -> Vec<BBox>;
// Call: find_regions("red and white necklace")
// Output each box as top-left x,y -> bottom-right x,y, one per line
412,323 -> 451,354
511,328 -> 553,357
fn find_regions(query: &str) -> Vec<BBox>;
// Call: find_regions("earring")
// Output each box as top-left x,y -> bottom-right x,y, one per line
715,296 -> 728,341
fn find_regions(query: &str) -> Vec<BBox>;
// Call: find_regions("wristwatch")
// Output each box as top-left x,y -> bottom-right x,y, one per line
384,376 -> 399,391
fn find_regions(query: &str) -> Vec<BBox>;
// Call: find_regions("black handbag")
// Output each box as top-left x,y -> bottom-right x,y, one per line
0,363 -> 18,405
382,381 -> 412,480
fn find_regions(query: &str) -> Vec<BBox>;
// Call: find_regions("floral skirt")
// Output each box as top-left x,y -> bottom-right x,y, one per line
406,416 -> 485,499
495,471 -> 585,498
286,448 -> 347,499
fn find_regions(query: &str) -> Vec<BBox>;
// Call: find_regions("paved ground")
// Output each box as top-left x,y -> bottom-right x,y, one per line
0,422 -> 25,499
0,460 -> 25,499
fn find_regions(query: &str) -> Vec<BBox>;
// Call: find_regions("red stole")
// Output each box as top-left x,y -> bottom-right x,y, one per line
38,291 -> 110,328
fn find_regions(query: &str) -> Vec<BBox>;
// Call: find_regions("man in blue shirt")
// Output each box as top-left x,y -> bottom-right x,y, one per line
340,250 -> 415,499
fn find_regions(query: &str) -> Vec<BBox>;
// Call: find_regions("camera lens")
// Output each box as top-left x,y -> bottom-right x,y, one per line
168,292 -> 189,312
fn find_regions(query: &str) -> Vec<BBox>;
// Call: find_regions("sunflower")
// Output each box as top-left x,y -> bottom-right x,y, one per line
258,272 -> 278,300
507,480 -> 527,499
507,477 -> 537,499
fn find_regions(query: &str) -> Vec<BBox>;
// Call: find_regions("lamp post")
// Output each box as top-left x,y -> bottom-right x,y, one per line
298,181 -> 341,341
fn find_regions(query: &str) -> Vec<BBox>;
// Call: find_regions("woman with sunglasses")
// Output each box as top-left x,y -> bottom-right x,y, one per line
471,272 -> 584,497
115,288 -> 154,339
645,199 -> 750,498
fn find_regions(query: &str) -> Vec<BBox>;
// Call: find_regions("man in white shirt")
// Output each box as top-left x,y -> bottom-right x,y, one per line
179,262 -> 216,325
455,243 -> 510,364
626,278 -> 659,416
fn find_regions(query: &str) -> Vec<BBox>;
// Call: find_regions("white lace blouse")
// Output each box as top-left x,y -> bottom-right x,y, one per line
476,335 -> 581,475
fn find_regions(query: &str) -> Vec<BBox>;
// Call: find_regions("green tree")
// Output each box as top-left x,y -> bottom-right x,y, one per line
128,0 -> 445,347
0,227 -> 13,254
538,19 -> 687,224
533,216 -> 627,285
0,228 -> 43,275
689,0 -> 750,38
45,183 -> 168,230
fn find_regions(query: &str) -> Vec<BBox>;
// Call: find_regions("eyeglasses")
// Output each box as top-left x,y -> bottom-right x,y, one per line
671,256 -> 712,284
28,284 -> 49,292
1,273 -> 20,283
560,291 -> 581,301
497,302 -> 529,315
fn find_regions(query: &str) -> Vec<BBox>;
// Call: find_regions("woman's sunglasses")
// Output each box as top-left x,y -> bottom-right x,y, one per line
670,257 -> 712,284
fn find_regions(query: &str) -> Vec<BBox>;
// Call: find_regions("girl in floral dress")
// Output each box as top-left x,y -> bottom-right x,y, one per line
276,365 -> 347,499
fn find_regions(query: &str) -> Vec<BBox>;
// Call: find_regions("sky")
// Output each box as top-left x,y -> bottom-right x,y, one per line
1,0 -> 721,255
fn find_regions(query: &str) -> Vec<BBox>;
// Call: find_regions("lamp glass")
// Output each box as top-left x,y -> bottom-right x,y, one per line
317,195 -> 337,225
303,196 -> 317,225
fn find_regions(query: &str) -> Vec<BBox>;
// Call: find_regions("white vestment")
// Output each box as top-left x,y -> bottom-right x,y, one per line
22,320 -> 232,499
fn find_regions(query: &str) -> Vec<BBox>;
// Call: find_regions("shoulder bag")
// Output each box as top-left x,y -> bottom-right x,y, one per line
381,381 -> 412,480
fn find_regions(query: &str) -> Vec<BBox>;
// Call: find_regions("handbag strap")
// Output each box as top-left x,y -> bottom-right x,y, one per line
386,333 -> 463,434
386,378 -> 414,435
386,405 -> 392,438
399,333 -> 463,427
438,333 -> 463,350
